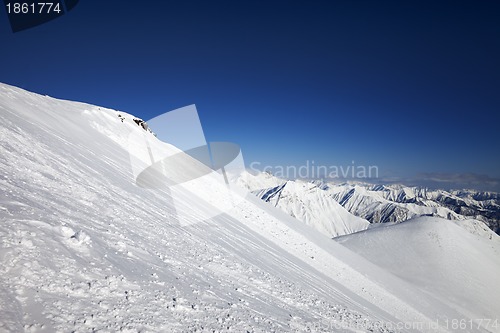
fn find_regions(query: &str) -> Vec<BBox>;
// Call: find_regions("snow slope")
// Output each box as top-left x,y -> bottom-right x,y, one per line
0,82 -> 497,332
252,180 -> 370,238
236,170 -> 285,192
336,217 -> 500,327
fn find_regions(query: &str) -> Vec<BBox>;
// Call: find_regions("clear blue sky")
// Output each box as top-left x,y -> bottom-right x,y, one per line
1,1 -> 499,189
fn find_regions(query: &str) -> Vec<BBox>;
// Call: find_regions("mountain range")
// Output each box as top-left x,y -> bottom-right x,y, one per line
241,173 -> 500,238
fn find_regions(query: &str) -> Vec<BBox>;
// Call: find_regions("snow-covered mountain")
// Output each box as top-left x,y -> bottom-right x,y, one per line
243,175 -> 370,238
328,184 -> 462,222
242,172 -> 500,236
1,82 -> 499,332
328,183 -> 500,233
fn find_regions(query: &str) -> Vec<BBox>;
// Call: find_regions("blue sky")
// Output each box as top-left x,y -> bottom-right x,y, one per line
1,1 -> 499,189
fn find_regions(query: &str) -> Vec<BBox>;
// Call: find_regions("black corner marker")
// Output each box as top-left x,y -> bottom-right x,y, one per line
3,0 -> 79,32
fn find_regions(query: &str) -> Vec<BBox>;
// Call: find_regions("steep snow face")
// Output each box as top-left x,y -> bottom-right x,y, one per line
1,83 -> 497,333
253,180 -> 370,238
336,216 -> 500,324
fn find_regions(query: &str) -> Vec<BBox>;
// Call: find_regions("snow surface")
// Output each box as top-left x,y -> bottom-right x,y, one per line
235,171 -> 284,192
326,185 -> 462,223
0,83 -> 498,332
336,217 -> 500,327
251,180 -> 370,238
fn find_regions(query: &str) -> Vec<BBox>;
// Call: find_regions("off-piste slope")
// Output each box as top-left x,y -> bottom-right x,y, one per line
251,179 -> 370,238
336,217 -> 500,328
0,83 -> 494,332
